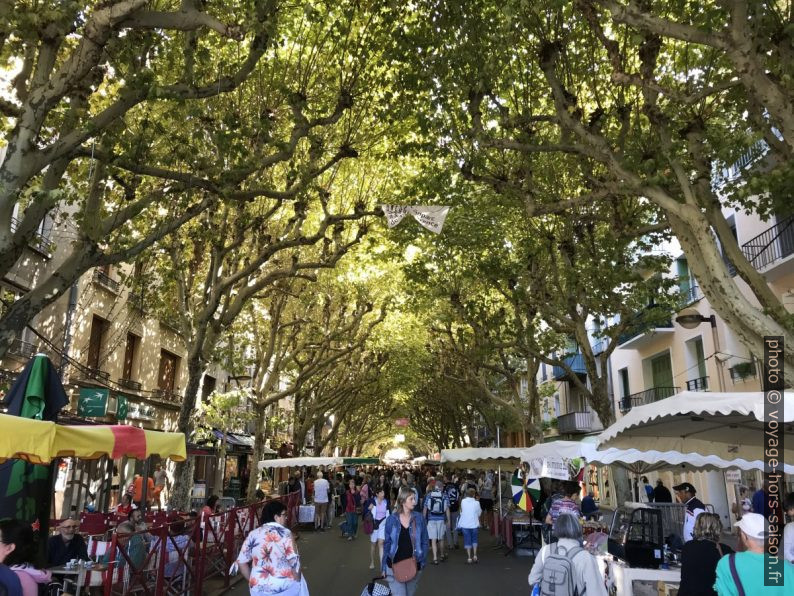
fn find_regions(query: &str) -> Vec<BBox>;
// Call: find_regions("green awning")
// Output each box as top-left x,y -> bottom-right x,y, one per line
342,457 -> 380,465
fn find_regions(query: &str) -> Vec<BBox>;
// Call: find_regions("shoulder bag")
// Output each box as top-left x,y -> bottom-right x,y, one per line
392,517 -> 418,583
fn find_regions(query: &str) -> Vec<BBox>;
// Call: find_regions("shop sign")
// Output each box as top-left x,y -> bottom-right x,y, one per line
527,456 -> 570,480
115,395 -> 128,420
78,387 -> 109,417
725,469 -> 741,483
126,403 -> 155,421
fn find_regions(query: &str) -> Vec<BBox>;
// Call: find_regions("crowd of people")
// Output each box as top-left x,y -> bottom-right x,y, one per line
232,464 -> 794,596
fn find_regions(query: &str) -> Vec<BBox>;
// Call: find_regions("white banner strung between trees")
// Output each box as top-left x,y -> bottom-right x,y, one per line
381,205 -> 451,234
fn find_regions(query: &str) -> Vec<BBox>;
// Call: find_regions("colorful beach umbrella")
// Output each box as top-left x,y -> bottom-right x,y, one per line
511,469 -> 541,512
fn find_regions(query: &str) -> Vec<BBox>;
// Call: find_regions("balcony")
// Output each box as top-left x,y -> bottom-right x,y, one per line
8,337 -> 38,359
118,377 -> 142,391
685,376 -> 709,392
83,366 -> 110,381
740,215 -> 794,275
92,269 -> 121,293
619,386 -> 679,414
729,361 -> 757,383
617,311 -> 674,350
153,387 -> 182,403
557,411 -> 594,434
552,354 -> 586,381
9,217 -> 52,256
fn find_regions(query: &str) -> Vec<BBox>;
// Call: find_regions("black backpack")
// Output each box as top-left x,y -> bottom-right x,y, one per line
444,483 -> 460,511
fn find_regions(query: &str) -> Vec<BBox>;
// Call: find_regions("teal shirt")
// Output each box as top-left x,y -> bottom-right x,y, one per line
714,551 -> 794,595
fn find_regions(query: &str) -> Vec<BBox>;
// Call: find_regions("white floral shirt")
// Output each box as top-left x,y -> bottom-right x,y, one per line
236,522 -> 300,594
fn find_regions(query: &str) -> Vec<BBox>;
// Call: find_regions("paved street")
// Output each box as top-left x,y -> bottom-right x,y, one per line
230,522 -> 532,595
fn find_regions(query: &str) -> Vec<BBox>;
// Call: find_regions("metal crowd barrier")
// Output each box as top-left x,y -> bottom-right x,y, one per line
101,493 -> 299,595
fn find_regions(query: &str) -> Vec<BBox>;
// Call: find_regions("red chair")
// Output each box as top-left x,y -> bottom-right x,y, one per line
79,512 -> 108,535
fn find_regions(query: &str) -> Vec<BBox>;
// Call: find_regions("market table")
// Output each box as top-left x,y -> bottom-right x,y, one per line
503,514 -> 542,556
596,554 -> 681,596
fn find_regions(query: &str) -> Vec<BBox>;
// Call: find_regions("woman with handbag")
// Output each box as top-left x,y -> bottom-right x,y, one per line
381,486 -> 429,596
368,486 -> 390,570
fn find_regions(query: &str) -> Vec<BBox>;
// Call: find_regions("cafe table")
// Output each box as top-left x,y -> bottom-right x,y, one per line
48,562 -> 108,595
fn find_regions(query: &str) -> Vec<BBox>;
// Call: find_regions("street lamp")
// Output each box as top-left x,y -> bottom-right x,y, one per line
674,309 -> 726,392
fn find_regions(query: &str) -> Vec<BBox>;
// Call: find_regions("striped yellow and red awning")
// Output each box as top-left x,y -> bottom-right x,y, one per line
0,413 -> 186,464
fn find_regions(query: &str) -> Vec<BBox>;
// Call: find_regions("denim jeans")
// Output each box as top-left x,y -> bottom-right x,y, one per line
462,527 -> 478,548
345,511 -> 358,536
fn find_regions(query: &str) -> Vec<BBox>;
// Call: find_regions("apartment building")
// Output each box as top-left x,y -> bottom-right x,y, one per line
605,151 -> 794,528
0,197 -> 244,429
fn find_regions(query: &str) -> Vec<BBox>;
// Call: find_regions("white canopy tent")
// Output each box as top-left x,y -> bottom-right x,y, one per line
440,448 -> 525,469
257,456 -> 343,470
597,391 -> 794,465
520,440 -> 794,476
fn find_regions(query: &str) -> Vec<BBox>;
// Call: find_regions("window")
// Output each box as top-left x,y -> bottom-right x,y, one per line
202,375 -> 217,400
553,395 -> 561,418
122,333 -> 140,381
158,349 -> 180,392
619,368 -> 630,398
650,352 -> 674,389
87,315 -> 108,370
693,338 -> 707,378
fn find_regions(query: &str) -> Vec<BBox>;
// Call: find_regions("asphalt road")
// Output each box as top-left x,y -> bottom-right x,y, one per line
230,520 -> 533,596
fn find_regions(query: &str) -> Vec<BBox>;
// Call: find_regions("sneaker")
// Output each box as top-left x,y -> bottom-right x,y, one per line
347,536 -> 353,541
369,563 -> 375,569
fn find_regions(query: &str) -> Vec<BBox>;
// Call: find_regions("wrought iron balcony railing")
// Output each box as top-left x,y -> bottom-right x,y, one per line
8,337 -> 38,359
92,269 -> 121,293
118,377 -> 142,391
83,366 -> 110,381
685,376 -> 709,392
740,215 -> 794,271
619,386 -> 679,414
153,387 -> 182,403
9,217 -> 52,256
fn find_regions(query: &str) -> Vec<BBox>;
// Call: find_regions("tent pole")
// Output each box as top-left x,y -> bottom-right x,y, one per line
141,456 -> 151,512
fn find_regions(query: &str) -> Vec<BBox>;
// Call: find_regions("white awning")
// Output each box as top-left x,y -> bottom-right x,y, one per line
257,456 -> 342,470
440,448 -> 525,469
521,438 -> 794,477
597,391 -> 794,465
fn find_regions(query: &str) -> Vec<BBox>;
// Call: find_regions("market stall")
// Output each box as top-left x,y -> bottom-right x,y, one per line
439,447 -> 524,469
598,390 -> 794,465
256,456 -> 343,470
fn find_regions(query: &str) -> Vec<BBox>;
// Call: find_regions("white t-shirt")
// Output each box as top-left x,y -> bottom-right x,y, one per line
783,521 -> 794,564
682,499 -> 705,543
313,478 -> 330,503
458,497 -> 482,529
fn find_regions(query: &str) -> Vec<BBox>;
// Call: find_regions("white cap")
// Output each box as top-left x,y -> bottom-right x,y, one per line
736,512 -> 765,540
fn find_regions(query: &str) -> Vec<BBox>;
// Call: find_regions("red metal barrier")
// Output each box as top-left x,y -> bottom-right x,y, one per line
101,500 -> 276,595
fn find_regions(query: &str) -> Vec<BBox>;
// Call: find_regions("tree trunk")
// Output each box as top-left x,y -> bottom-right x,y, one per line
214,437 -> 227,499
247,403 -> 268,501
169,353 -> 205,510
668,210 -> 794,380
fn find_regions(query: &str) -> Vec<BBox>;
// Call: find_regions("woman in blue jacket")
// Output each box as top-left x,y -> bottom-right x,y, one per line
382,487 -> 429,596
